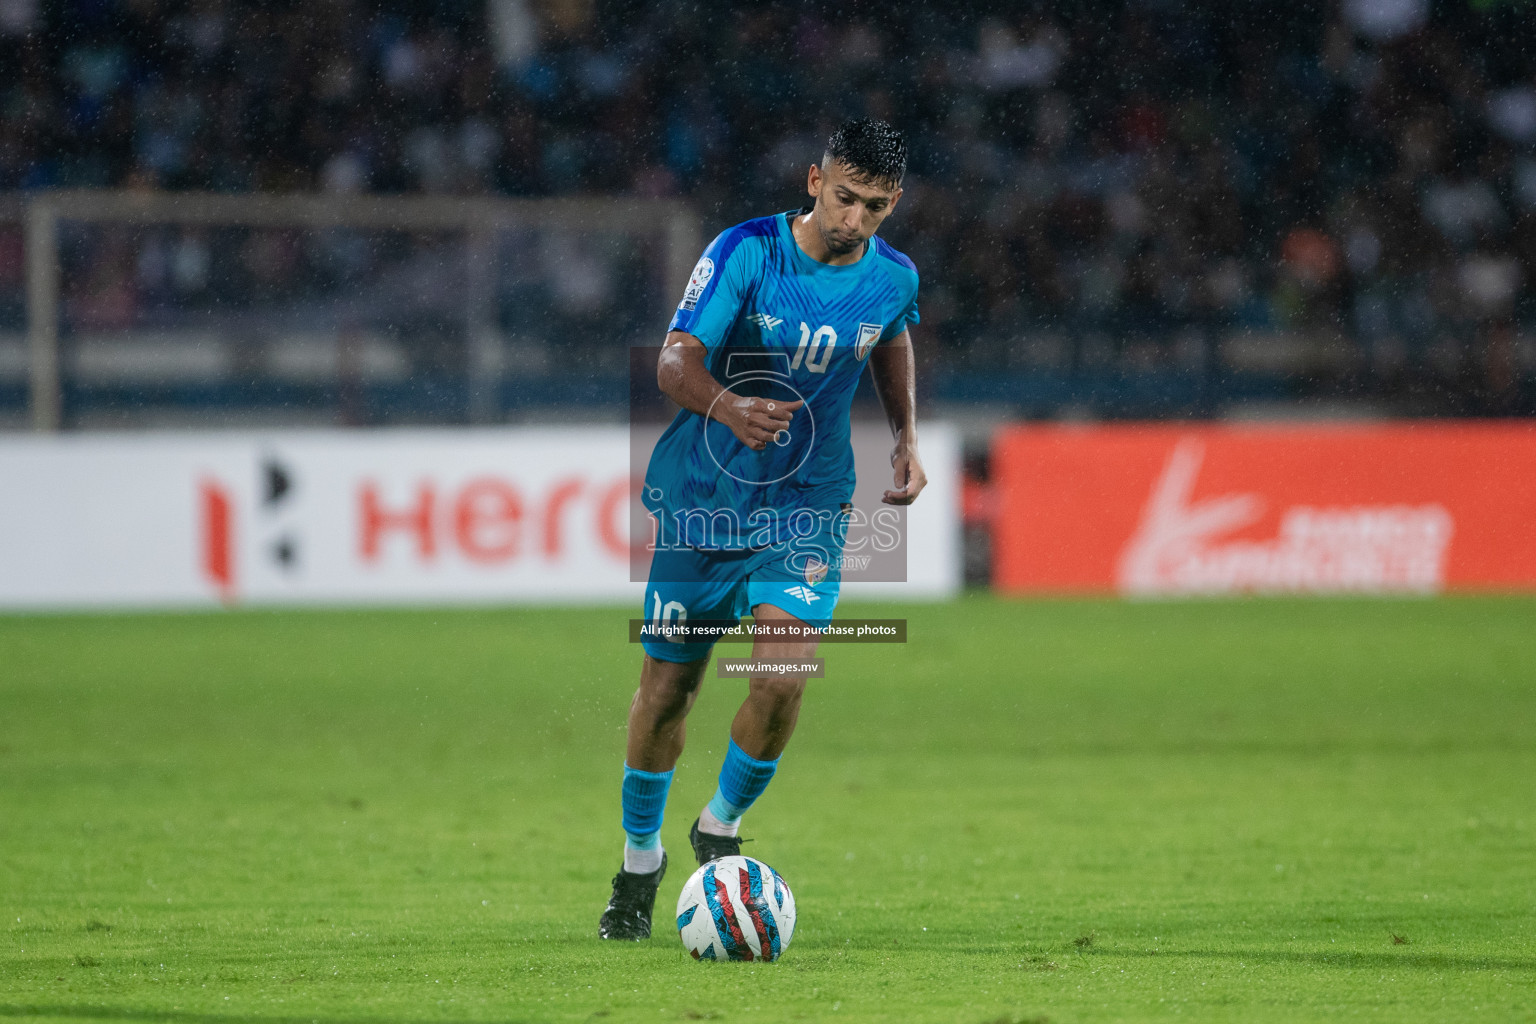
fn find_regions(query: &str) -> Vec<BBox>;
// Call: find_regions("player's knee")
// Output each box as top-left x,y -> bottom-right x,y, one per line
748,673 -> 806,707
640,656 -> 706,716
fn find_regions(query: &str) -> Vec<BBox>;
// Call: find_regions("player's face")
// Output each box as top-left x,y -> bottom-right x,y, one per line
807,160 -> 902,257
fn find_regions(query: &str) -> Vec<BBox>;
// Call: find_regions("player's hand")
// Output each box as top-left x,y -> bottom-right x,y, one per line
883,443 -> 927,505
720,396 -> 803,452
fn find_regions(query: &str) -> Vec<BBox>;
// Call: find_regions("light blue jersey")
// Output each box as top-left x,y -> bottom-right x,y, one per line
645,210 -> 920,552
639,210 -> 918,659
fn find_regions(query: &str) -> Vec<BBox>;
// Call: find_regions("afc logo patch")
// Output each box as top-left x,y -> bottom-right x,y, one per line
680,256 -> 714,311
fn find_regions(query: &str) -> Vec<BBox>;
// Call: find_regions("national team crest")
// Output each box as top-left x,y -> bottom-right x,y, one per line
803,556 -> 830,586
855,323 -> 882,360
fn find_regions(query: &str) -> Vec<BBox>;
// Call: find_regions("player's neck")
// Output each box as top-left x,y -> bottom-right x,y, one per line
791,212 -> 865,267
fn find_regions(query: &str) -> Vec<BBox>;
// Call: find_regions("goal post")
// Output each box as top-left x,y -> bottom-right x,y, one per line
18,190 -> 702,431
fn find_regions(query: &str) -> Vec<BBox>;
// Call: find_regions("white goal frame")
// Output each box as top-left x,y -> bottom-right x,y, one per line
16,190 -> 702,430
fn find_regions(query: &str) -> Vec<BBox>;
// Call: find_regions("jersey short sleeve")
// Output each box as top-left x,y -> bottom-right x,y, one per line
883,287 -> 920,341
874,238 -> 920,341
668,228 -> 760,351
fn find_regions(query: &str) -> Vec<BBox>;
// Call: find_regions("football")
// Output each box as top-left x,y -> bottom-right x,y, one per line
675,855 -> 796,961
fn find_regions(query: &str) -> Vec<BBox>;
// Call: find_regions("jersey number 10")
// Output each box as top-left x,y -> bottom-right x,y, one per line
789,323 -> 836,374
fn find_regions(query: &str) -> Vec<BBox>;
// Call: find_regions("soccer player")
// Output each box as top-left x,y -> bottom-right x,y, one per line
599,119 -> 927,940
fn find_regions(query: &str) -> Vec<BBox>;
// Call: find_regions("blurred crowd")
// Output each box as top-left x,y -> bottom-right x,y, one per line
3,0 -> 1536,413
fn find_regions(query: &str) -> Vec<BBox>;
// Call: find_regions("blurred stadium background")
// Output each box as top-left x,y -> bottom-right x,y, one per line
2,0 -> 1536,598
6,5 -> 1536,1020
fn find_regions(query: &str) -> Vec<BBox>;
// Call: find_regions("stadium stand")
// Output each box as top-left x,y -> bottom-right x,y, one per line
1,0 -> 1534,422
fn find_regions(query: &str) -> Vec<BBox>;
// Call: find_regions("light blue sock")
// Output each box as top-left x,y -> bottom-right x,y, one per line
705,737 -> 779,826
621,764 -> 673,872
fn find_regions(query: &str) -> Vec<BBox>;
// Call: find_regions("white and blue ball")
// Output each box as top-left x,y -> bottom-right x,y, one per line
675,855 -> 796,962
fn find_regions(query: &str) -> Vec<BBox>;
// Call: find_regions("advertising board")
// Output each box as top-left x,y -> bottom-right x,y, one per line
0,425 -> 959,608
993,423 -> 1536,594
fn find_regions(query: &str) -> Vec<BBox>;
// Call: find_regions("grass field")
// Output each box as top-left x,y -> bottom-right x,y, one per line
3,596 -> 1535,1024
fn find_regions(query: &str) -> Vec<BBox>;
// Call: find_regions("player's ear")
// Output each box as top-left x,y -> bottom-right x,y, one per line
806,163 -> 822,198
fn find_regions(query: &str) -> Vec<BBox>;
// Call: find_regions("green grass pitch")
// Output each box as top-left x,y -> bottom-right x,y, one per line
3,595 -> 1535,1023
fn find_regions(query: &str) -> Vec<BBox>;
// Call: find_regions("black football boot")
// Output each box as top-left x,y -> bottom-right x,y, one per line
688,817 -> 748,866
597,853 -> 667,940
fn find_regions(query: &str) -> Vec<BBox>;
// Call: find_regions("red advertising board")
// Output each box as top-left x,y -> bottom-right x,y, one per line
992,422 -> 1536,594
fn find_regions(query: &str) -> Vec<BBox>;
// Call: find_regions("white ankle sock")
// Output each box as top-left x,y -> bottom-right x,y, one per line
698,804 -> 739,838
623,843 -> 664,875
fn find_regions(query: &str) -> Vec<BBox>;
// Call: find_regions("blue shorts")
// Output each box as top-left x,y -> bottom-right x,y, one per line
641,510 -> 845,663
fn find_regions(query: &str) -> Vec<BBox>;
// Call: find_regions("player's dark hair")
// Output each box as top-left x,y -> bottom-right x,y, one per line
824,119 -> 906,188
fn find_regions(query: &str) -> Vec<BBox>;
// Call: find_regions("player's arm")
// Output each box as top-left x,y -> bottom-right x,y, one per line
657,331 -> 803,452
869,328 -> 927,505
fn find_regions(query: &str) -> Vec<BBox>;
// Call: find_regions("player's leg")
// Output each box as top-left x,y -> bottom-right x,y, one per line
692,542 -> 840,863
728,601 -> 820,759
692,602 -> 820,862
600,553 -> 736,941
620,652 -> 709,870
601,647 -> 716,941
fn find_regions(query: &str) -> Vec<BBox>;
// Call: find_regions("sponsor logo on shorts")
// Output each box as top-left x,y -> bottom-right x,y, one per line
784,585 -> 820,603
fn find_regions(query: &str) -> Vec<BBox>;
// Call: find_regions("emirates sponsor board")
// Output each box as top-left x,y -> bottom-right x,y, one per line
0,426 -> 958,608
992,422 -> 1536,595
